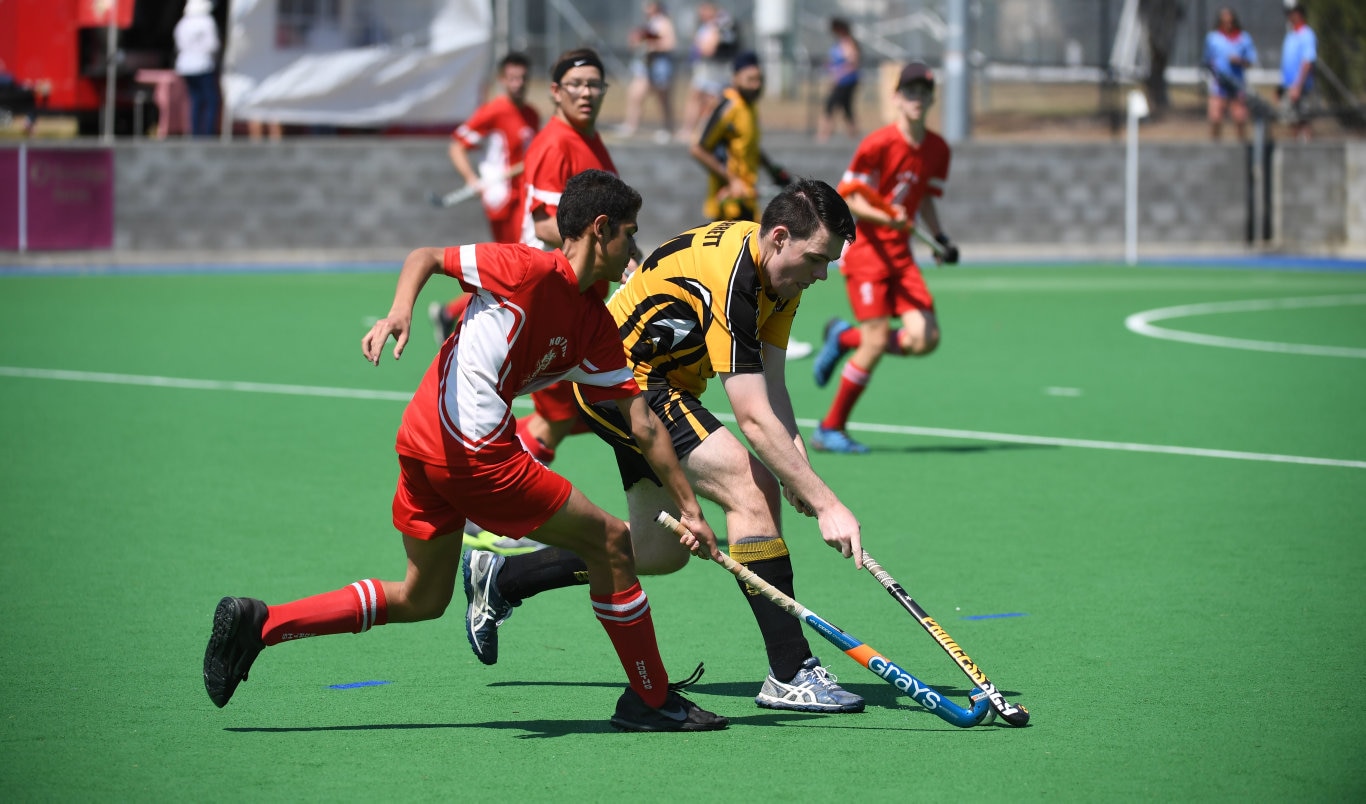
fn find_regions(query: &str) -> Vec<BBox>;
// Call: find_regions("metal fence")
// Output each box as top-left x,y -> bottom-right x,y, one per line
500,0 -> 1298,83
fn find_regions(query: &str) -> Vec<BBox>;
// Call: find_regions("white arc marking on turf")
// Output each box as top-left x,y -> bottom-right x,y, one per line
1125,294 -> 1366,358
1045,387 -> 1083,397
4,365 -> 1365,470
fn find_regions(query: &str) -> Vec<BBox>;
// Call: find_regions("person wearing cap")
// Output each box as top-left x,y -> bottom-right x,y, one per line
1278,4 -> 1317,142
810,61 -> 959,455
688,50 -> 791,223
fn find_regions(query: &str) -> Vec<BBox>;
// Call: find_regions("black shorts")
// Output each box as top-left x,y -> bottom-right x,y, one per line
825,80 -> 858,120
574,385 -> 724,490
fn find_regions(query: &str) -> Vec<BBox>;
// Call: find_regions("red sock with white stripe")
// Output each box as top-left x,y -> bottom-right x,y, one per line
592,582 -> 668,708
821,360 -> 871,431
261,579 -> 389,645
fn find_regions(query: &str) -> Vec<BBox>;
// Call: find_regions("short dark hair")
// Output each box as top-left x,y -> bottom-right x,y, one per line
830,17 -> 852,36
498,52 -> 530,72
760,178 -> 856,246
558,169 -> 642,242
1286,4 -> 1307,19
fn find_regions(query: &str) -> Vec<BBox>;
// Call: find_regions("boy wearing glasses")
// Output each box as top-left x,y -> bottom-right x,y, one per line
811,61 -> 959,454
512,48 -> 620,474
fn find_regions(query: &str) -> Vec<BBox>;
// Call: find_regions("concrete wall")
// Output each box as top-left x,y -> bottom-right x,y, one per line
6,136 -> 1360,258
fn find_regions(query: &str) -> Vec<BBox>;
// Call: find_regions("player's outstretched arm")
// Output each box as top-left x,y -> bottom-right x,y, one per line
616,394 -> 720,560
361,247 -> 445,366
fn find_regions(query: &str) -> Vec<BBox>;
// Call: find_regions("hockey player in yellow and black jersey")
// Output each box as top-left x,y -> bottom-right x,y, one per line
688,50 -> 792,223
466,179 -> 879,714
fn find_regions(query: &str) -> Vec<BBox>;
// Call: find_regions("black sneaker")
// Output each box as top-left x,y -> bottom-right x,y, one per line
609,663 -> 728,732
203,596 -> 268,708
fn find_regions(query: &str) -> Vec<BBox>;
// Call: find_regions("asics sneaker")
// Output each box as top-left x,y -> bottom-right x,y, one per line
811,425 -> 870,455
813,318 -> 852,387
755,656 -> 865,713
463,549 -> 515,665
203,596 -> 268,708
610,664 -> 729,732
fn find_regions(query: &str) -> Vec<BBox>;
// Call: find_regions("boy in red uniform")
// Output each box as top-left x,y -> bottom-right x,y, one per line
203,170 -> 727,733
811,61 -> 959,454
515,48 -> 622,467
429,53 -> 540,343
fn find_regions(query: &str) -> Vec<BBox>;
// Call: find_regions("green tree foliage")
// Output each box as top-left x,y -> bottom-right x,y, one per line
1308,0 -> 1366,121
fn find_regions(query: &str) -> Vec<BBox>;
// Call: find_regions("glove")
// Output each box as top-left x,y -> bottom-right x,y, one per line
768,165 -> 793,187
935,233 -> 959,264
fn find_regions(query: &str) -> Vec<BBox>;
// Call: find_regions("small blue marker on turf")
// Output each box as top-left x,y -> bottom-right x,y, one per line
962,613 -> 1027,621
327,680 -> 392,690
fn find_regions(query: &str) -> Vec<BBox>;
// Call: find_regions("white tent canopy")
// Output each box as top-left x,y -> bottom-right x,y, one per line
222,0 -> 491,127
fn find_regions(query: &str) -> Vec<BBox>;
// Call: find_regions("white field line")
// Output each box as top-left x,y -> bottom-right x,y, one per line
1125,294 -> 1366,358
3,366 -> 1364,471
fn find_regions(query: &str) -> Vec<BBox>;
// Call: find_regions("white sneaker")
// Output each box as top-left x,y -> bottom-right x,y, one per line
786,339 -> 814,361
755,656 -> 864,712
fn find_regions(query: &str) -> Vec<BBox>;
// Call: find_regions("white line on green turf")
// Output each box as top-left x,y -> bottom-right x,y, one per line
2,365 -> 1364,470
1126,294 -> 1366,358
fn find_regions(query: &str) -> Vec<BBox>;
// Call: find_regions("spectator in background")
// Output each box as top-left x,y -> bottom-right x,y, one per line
1279,4 -> 1317,142
247,120 -> 283,141
1202,7 -> 1256,141
174,0 -> 220,137
617,2 -> 677,142
677,3 -> 739,142
816,17 -> 861,143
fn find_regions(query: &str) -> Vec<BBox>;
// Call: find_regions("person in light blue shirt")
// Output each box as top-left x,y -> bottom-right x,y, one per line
1279,4 -> 1317,141
1202,7 -> 1257,141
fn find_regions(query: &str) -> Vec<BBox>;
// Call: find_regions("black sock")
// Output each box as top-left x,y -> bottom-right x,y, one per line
732,542 -> 810,682
497,547 -> 588,605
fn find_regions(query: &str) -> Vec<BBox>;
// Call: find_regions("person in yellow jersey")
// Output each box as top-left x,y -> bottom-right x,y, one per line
463,179 -> 872,714
689,50 -> 791,223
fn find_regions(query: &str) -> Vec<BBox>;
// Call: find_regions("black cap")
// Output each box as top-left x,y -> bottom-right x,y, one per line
897,61 -> 935,90
732,50 -> 760,73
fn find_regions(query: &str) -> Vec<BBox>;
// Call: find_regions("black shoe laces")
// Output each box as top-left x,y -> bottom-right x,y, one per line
669,662 -> 706,692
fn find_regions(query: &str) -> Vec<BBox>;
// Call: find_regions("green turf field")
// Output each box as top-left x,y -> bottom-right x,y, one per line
2,262 -> 1364,801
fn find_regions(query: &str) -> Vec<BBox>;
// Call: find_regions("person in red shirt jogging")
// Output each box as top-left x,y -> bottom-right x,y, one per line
811,62 -> 959,454
515,48 -> 625,468
429,52 -> 540,342
202,170 -> 728,733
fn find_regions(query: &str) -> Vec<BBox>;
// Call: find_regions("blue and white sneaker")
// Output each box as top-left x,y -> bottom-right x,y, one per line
755,656 -> 864,713
813,318 -> 852,387
811,425 -> 870,455
463,549 -> 515,665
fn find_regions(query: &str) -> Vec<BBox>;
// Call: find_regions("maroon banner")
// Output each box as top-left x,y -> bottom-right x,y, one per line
0,149 -> 17,250
25,149 -> 114,251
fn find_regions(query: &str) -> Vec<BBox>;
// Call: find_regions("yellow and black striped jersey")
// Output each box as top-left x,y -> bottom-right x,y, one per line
698,86 -> 761,221
607,219 -> 800,397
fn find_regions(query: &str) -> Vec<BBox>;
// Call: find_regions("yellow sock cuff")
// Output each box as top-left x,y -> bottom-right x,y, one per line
729,538 -> 790,563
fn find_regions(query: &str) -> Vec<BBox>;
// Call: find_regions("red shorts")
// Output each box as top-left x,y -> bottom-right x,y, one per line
488,212 -> 522,245
843,265 -> 935,321
532,380 -> 580,423
392,451 -> 571,540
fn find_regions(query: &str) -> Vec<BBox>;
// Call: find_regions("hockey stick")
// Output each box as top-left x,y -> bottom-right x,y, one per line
861,550 -> 1030,727
838,180 -> 951,261
427,163 -> 525,209
656,512 -> 991,728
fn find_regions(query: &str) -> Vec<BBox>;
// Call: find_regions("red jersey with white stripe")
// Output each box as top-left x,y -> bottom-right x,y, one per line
452,96 -> 540,221
841,124 -> 951,271
395,244 -> 638,471
520,116 -> 617,249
